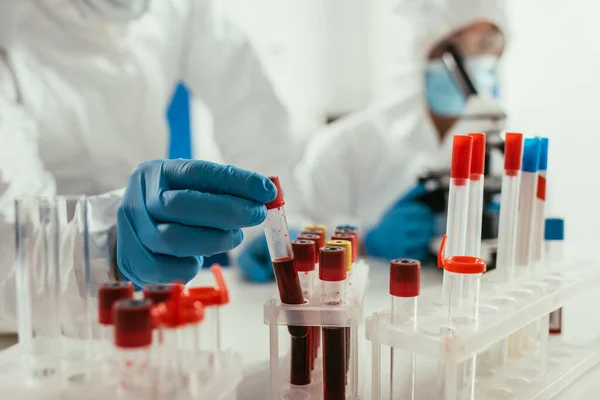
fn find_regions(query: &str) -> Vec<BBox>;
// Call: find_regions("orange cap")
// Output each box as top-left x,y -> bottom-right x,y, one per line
187,264 -> 230,306
437,235 -> 486,274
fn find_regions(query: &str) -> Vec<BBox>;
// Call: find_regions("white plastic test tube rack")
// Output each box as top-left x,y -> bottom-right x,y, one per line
366,261 -> 600,400
264,260 -> 370,400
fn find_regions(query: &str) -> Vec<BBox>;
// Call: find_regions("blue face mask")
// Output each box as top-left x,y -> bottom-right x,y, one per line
425,56 -> 500,116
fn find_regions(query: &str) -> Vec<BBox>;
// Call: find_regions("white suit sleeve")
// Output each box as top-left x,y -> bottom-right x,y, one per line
0,55 -> 56,331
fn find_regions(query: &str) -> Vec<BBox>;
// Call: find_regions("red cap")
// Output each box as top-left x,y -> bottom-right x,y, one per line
98,281 -> 134,325
331,233 -> 358,262
443,256 -> 486,274
450,135 -> 473,184
113,299 -> 153,348
389,259 -> 420,298
265,176 -> 285,210
187,265 -> 230,306
319,246 -> 347,282
292,240 -> 316,272
300,231 -> 325,249
158,298 -> 205,328
504,132 -> 523,175
143,283 -> 183,304
468,133 -> 486,176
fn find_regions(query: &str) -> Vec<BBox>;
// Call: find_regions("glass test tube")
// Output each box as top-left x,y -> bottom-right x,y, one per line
545,218 -> 565,335
290,240 -> 316,387
325,239 -> 355,392
98,282 -> 134,342
440,255 -> 486,400
490,133 -> 523,365
263,176 -> 307,340
510,138 -> 541,357
331,233 -> 358,284
389,259 -> 420,400
531,138 -> 549,265
465,133 -> 486,257
319,246 -> 347,400
292,240 -> 316,296
113,299 -> 154,399
442,136 -> 473,315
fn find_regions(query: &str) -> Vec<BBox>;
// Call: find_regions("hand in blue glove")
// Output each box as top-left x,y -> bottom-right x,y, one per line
364,184 -> 434,261
238,229 -> 300,283
117,159 -> 277,288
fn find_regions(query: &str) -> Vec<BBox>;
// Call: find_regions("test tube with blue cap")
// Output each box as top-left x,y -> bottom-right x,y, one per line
531,137 -> 549,265
546,218 -> 565,334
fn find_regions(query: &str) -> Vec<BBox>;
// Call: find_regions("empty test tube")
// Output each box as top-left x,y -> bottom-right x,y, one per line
546,218 -> 565,334
263,176 -> 307,339
292,240 -> 316,296
113,299 -> 154,398
531,137 -> 549,265
465,133 -> 486,257
389,259 -> 420,400
320,246 -> 348,400
98,281 -> 134,341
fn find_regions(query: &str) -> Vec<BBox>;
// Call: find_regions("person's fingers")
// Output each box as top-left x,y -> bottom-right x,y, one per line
148,190 -> 268,229
238,250 -> 274,283
140,224 -> 244,257
141,159 -> 277,203
116,215 -> 203,287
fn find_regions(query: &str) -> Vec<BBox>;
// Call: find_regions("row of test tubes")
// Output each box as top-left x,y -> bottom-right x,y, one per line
262,176 -> 363,400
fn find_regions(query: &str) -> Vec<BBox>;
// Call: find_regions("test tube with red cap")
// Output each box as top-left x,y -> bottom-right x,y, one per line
292,240 -> 316,296
465,133 -> 486,257
301,229 -> 325,249
441,136 -> 473,320
389,258 -> 420,400
263,176 -> 307,339
113,299 -> 155,397
331,232 -> 358,283
438,244 -> 486,400
305,224 -> 327,240
143,283 -> 181,305
319,246 -> 348,400
490,133 -> 523,365
298,232 -> 324,271
496,133 -> 524,283
98,281 -> 134,341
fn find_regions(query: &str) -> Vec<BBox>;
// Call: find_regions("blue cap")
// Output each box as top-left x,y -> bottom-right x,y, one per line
537,137 -> 549,171
544,218 -> 564,241
335,224 -> 358,232
522,138 -> 541,173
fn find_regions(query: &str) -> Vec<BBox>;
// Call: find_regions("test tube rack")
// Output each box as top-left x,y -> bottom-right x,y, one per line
0,336 -> 242,399
367,261 -> 600,399
264,260 -> 370,400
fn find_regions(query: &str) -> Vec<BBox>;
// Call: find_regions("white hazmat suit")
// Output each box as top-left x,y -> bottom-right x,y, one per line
0,0 -> 293,332
293,0 -> 508,235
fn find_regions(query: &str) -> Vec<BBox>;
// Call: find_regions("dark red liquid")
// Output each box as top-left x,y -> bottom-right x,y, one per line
345,327 -> 350,382
290,335 -> 311,385
272,257 -> 308,338
323,327 -> 346,400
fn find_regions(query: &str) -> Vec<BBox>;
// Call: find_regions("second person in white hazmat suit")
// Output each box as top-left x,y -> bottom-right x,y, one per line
0,0 -> 295,331
238,0 -> 509,280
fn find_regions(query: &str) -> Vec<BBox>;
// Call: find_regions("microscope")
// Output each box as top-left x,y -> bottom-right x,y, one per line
418,43 -> 506,269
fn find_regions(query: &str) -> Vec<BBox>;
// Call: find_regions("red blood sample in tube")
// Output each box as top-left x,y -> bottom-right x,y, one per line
113,299 -> 153,348
272,257 -> 308,338
323,327 -> 346,400
290,335 -> 311,385
98,281 -> 134,325
143,283 -> 182,305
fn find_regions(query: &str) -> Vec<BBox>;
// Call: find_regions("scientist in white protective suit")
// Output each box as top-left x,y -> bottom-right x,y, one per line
0,0 -> 297,331
238,0 -> 510,280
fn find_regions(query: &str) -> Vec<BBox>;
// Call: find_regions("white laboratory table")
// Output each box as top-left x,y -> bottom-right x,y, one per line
1,258 -> 599,399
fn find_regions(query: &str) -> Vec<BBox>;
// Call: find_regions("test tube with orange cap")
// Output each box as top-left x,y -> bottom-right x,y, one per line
438,237 -> 486,400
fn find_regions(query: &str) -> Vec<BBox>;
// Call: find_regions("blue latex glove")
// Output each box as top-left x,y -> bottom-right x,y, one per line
365,184 -> 434,261
238,229 -> 300,283
117,159 -> 277,288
